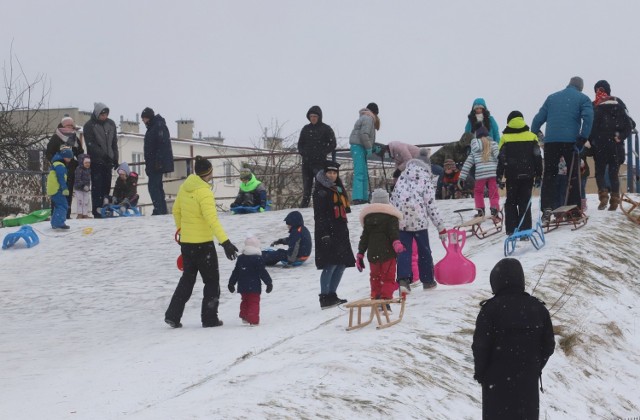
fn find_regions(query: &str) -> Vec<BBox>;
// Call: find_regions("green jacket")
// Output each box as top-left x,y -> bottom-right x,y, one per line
357,203 -> 402,262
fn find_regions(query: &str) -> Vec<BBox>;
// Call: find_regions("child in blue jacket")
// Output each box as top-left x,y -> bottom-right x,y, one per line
262,211 -> 312,266
228,236 -> 273,325
47,148 -> 74,229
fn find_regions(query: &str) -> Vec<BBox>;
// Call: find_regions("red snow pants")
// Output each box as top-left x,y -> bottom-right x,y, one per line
369,258 -> 398,299
240,292 -> 261,325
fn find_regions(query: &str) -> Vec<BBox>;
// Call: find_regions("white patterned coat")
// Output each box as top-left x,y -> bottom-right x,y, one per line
390,159 -> 444,232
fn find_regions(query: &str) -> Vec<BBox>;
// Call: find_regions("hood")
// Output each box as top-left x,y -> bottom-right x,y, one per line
239,174 -> 262,192
306,105 -> 323,123
471,98 -> 487,110
182,174 -> 211,193
402,159 -> 432,181
507,116 -> 528,130
489,258 -> 525,295
284,210 -> 304,227
146,114 -> 166,128
117,162 -> 130,176
92,102 -> 109,119
359,203 -> 402,226
51,151 -> 66,163
315,170 -> 336,189
77,153 -> 91,165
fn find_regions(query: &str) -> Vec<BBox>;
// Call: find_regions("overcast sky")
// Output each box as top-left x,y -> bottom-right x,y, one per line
2,0 -> 639,148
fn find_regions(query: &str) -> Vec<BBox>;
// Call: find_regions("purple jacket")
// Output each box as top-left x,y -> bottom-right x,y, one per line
74,154 -> 91,190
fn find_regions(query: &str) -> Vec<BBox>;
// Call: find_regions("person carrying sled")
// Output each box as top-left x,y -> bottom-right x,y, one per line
262,210 -> 312,266
472,258 -> 555,420
313,160 -> 355,309
297,105 -> 337,208
459,125 -> 500,218
497,111 -> 543,236
230,168 -> 268,212
165,156 -> 238,328
227,236 -> 273,326
47,147 -> 74,229
356,189 -> 404,301
390,152 -> 447,293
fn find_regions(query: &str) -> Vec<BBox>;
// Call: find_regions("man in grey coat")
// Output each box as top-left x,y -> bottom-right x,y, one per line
83,102 -> 119,218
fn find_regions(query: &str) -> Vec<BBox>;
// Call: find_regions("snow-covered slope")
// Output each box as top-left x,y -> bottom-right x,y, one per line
1,194 -> 639,419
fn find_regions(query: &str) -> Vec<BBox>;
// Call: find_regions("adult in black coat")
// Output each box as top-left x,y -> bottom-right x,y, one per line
46,116 -> 84,218
142,107 -> 174,215
312,160 -> 355,309
297,105 -> 337,208
589,80 -> 634,211
83,102 -> 119,218
472,258 -> 555,420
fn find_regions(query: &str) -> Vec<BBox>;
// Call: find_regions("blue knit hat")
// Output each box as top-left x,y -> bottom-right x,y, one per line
60,148 -> 73,159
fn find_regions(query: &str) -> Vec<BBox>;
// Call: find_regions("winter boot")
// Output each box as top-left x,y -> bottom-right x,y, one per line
329,292 -> 347,305
398,278 -> 412,295
202,320 -> 223,328
423,281 -> 438,290
165,318 -> 182,328
581,198 -> 588,212
319,293 -> 338,310
475,208 -> 485,218
609,192 -> 621,211
598,190 -> 609,210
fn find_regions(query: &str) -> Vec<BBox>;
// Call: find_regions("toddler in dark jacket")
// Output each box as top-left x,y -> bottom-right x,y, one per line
228,236 -> 273,325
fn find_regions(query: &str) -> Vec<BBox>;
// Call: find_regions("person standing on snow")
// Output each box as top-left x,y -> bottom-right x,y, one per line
141,107 -> 174,215
165,156 -> 238,328
530,77 -> 593,221
465,98 -> 501,143
297,105 -> 337,208
472,258 -> 555,420
349,102 -> 380,204
83,103 -> 119,218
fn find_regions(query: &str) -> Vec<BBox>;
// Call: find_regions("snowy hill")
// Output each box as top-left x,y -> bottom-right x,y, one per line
1,194 -> 639,419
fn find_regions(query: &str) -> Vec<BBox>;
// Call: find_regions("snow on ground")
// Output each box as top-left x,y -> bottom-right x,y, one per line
1,194 -> 640,419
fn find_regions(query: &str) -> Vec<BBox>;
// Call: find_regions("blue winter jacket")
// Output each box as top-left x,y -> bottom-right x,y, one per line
143,114 -> 174,175
531,85 -> 594,143
283,211 -> 312,262
228,254 -> 273,294
464,98 -> 501,143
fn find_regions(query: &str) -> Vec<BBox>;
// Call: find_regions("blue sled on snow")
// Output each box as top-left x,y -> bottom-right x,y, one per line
101,204 -> 142,218
504,219 -> 545,257
230,201 -> 271,215
2,225 -> 40,250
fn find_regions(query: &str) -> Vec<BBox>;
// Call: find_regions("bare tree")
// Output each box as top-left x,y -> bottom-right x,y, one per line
0,46 -> 51,215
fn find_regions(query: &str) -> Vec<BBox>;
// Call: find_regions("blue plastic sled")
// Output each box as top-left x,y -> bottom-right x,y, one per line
2,226 -> 40,249
101,204 -> 141,218
230,201 -> 271,215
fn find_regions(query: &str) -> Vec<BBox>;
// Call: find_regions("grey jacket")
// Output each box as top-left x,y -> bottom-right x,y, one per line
83,102 -> 119,166
348,108 -> 376,150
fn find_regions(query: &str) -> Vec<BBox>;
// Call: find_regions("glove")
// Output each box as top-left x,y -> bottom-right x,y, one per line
62,189 -> 69,196
320,235 -> 331,245
259,207 -> 265,213
457,179 -> 464,190
266,284 -> 273,294
497,178 -> 505,190
228,284 -> 235,293
83,185 -> 90,192
220,240 -> 238,260
534,177 -> 542,188
438,227 -> 448,242
366,148 -> 372,157
392,240 -> 405,254
355,253 -> 365,272
576,136 -> 588,148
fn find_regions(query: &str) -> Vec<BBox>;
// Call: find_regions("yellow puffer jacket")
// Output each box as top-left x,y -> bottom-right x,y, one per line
173,174 -> 229,244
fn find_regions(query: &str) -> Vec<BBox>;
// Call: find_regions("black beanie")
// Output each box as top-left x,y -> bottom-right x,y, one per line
194,156 -> 213,177
324,160 -> 340,172
507,110 -> 524,123
594,80 -> 611,95
366,102 -> 379,115
141,107 -> 155,120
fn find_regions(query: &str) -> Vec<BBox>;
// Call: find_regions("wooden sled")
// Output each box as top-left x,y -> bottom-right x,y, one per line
620,193 -> 640,224
344,296 -> 406,331
453,208 -> 503,239
544,205 -> 588,233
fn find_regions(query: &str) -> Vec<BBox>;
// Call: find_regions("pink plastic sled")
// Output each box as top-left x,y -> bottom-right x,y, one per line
434,229 -> 476,285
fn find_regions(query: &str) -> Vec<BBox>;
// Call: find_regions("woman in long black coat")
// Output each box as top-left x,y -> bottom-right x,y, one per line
313,160 -> 355,309
472,258 -> 555,419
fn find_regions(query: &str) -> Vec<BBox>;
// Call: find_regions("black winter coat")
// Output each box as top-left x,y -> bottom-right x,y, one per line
298,106 -> 337,165
46,130 -> 84,189
143,114 -> 174,174
472,259 -> 555,420
497,119 -> 543,182
228,253 -> 272,294
313,171 -> 355,269
590,97 -> 633,165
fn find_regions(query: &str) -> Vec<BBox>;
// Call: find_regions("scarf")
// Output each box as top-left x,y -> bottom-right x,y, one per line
331,185 -> 350,220
56,127 -> 79,148
594,89 -> 611,106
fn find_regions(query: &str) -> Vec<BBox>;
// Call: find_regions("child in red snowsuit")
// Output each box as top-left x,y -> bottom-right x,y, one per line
356,189 -> 404,299
227,236 -> 273,325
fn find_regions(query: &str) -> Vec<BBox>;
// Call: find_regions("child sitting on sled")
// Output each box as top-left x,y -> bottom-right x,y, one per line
356,189 -> 404,301
227,236 -> 273,326
103,162 -> 139,210
459,125 -> 500,218
230,167 -> 268,212
262,210 -> 312,266
441,159 -> 463,199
